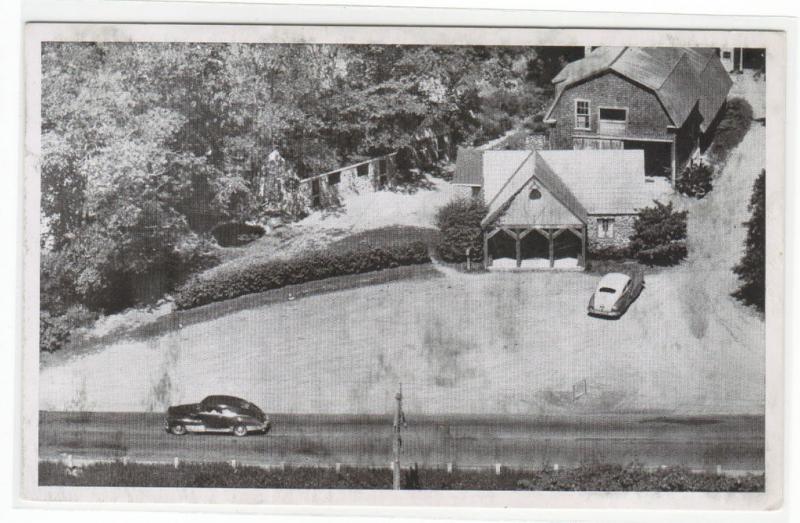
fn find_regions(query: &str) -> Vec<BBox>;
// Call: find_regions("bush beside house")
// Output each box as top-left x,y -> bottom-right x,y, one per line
707,97 -> 753,164
174,241 -> 430,310
676,160 -> 714,198
733,170 -> 766,311
629,201 -> 688,266
434,197 -> 488,263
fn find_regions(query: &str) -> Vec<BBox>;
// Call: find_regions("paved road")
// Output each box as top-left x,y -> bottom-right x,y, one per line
39,412 -> 764,473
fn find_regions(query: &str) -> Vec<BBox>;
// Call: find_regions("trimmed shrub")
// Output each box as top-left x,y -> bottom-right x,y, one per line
211,222 -> 265,247
732,170 -> 766,311
174,241 -> 430,310
588,245 -> 630,261
434,197 -> 488,263
707,97 -> 753,164
676,160 -> 714,198
629,201 -> 688,266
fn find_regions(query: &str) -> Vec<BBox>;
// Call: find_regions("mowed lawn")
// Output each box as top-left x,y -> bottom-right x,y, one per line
41,84 -> 767,417
40,266 -> 764,415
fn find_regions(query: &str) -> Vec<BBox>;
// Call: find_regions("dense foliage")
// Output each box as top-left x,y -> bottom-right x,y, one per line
174,240 -> 430,309
733,170 -> 766,311
39,461 -> 763,492
434,196 -> 489,263
629,201 -> 688,266
676,160 -> 714,198
707,97 -> 753,164
40,43 -> 578,347
210,222 -> 265,247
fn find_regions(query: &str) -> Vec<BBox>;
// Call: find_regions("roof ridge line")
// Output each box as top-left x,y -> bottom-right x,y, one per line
607,46 -> 628,69
654,48 -> 689,90
483,150 -> 536,211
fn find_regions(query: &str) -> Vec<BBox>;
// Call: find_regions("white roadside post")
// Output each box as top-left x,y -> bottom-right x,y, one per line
392,383 -> 406,490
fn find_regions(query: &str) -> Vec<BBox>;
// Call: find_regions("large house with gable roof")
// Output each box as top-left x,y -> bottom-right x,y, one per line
543,46 -> 732,184
453,148 -> 652,269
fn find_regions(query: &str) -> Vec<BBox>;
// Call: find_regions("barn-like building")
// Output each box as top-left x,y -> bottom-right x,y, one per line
453,148 -> 652,269
544,47 -> 732,184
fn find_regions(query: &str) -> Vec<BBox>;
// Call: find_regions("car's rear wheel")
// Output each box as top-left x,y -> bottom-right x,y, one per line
169,424 -> 187,436
233,424 -> 248,437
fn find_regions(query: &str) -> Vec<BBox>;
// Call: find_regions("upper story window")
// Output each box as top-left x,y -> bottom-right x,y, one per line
598,107 -> 628,135
328,171 -> 341,185
356,163 -> 369,177
575,100 -> 591,130
599,107 -> 627,122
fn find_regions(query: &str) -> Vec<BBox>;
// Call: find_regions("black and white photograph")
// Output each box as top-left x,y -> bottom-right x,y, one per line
18,19 -> 787,512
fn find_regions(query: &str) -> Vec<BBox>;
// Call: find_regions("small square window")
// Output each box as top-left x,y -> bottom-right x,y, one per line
356,163 -> 369,176
328,171 -> 341,185
597,218 -> 615,239
722,51 -> 732,59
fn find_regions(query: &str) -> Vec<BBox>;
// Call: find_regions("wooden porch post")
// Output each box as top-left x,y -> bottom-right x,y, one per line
515,230 -> 522,268
548,230 -> 555,268
483,231 -> 489,268
670,138 -> 677,187
581,225 -> 588,267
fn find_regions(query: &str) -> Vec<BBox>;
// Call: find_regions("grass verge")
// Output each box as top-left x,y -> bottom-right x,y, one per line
43,264 -> 440,365
39,461 -> 764,491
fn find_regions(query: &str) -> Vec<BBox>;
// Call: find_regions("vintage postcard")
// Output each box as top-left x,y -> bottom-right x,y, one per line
19,21 -> 786,513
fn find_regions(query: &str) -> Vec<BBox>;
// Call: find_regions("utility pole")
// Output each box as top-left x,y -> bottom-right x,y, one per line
392,382 -> 406,490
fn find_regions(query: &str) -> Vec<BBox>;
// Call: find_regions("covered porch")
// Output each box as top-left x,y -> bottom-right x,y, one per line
483,224 -> 588,270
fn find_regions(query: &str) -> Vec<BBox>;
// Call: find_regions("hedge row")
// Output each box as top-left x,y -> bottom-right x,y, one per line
174,241 -> 430,310
39,461 -> 764,492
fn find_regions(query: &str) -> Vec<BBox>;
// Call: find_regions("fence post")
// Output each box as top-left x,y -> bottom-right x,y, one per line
66,454 -> 73,469
122,456 -> 129,467
495,463 -> 502,476
174,457 -> 180,469
553,463 -> 559,472
335,463 -> 341,474
716,465 -> 722,475
447,462 -> 453,474
231,459 -> 237,471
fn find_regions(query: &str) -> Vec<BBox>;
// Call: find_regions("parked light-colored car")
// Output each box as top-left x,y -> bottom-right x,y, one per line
587,271 -> 644,318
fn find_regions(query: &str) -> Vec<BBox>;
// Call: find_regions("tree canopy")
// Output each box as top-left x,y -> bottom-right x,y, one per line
40,42 -> 575,329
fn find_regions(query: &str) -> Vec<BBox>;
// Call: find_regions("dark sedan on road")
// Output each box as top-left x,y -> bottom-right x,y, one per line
165,395 -> 270,437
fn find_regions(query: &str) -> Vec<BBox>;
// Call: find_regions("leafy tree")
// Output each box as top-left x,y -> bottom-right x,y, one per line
733,170 -> 766,311
629,201 -> 688,266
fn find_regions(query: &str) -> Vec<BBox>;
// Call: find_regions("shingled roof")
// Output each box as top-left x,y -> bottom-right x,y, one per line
473,149 -> 649,229
452,147 -> 484,186
546,47 -> 732,131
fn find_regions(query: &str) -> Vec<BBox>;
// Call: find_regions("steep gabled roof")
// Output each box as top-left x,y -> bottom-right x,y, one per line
546,47 -> 732,130
476,149 -> 650,229
481,151 -> 589,228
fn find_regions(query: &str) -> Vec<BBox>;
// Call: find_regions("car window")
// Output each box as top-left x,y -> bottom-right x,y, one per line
598,287 -> 616,293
